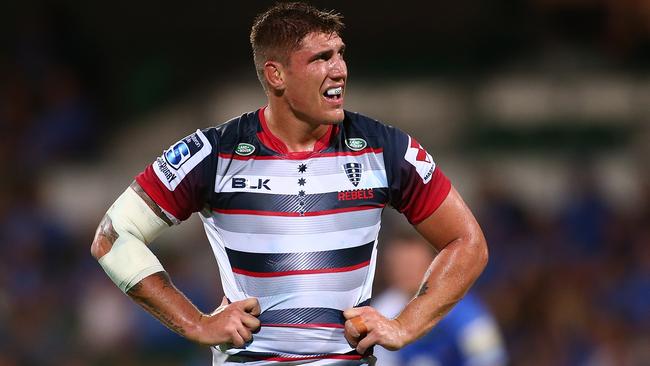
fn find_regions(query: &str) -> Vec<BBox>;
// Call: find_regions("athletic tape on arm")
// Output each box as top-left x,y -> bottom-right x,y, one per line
98,187 -> 169,292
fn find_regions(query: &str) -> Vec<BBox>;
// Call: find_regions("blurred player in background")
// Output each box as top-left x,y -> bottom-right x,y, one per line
373,233 -> 507,366
90,2 -> 488,365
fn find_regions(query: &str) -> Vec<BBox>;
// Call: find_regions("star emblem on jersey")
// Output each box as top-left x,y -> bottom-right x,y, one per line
298,190 -> 305,197
298,178 -> 306,186
343,162 -> 363,187
298,164 -> 307,173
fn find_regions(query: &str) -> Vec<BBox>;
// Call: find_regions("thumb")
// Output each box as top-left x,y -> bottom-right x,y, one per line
237,297 -> 261,316
343,307 -> 364,319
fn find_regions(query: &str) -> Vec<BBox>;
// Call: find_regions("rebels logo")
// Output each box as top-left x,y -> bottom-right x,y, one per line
231,177 -> 271,190
338,189 -> 374,201
343,162 -> 363,187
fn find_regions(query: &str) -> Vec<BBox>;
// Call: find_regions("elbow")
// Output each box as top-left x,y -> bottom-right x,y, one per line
90,236 -> 105,260
91,214 -> 118,260
472,234 -> 489,274
477,237 -> 489,272
90,225 -> 113,260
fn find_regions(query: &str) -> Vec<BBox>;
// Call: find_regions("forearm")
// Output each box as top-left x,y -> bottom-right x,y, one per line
127,271 -> 205,342
395,236 -> 487,344
343,188 -> 488,354
91,183 -> 204,340
92,182 -> 261,347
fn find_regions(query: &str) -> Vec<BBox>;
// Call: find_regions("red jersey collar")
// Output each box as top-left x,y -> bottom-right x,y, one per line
257,106 -> 338,157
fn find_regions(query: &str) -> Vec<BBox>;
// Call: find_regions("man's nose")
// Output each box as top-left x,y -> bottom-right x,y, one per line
330,57 -> 347,80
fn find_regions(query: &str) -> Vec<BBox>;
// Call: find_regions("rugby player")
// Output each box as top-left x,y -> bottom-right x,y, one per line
91,3 -> 488,365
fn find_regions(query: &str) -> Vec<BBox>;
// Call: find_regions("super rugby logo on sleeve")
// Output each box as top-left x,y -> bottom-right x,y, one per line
404,136 -> 435,184
153,130 -> 212,191
165,141 -> 191,169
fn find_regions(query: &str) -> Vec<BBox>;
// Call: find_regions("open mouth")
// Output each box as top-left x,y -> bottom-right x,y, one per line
323,86 -> 343,101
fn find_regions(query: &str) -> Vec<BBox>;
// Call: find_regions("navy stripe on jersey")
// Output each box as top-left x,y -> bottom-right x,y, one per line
212,189 -> 388,214
226,242 -> 374,277
260,307 -> 344,328
259,299 -> 372,328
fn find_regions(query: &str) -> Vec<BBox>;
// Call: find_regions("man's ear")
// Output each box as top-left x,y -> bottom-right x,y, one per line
264,61 -> 285,91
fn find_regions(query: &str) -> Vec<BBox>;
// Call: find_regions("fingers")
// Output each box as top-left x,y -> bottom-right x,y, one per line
344,320 -> 360,347
229,328 -> 246,348
356,332 -> 378,355
237,323 -> 253,344
223,316 -> 253,348
350,316 -> 368,335
344,315 -> 371,350
343,306 -> 367,320
343,306 -> 398,354
237,297 -> 261,316
343,307 -> 371,347
204,297 -> 261,346
240,312 -> 261,331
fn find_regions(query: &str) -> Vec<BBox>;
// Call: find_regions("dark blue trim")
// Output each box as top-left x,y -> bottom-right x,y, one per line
226,242 -> 374,273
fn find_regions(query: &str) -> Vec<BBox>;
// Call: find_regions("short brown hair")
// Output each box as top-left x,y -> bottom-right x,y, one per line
250,2 -> 344,88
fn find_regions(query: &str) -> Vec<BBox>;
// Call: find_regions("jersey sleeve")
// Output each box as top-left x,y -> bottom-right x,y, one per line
134,129 -> 217,222
385,127 -> 451,225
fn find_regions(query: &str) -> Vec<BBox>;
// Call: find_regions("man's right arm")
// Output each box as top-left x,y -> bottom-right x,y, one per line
91,181 -> 260,347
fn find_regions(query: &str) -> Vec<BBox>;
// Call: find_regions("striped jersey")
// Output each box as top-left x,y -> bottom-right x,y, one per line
135,107 -> 451,365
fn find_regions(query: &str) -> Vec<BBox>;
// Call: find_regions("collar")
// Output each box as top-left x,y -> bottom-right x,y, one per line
256,106 -> 338,157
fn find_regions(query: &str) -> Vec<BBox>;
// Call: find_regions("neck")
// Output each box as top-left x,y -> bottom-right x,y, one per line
264,101 -> 331,153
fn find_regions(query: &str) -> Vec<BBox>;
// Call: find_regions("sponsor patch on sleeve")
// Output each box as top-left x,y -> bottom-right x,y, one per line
153,129 -> 212,191
404,136 -> 436,184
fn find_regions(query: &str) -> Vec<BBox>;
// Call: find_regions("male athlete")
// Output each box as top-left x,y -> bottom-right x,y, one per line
91,3 -> 488,365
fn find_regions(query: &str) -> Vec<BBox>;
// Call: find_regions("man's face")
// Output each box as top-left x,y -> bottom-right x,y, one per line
281,32 -> 347,125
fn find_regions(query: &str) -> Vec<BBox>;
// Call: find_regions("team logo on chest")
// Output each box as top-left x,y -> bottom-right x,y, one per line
345,138 -> 367,151
343,162 -> 363,187
235,143 -> 256,156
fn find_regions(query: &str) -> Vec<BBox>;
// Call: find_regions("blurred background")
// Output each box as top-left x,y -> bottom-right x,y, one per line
1,0 -> 649,365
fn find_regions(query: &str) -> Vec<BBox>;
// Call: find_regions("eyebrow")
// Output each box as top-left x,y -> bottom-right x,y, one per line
308,44 -> 346,62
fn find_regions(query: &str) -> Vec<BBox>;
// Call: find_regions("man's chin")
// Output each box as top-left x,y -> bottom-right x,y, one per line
323,109 -> 345,124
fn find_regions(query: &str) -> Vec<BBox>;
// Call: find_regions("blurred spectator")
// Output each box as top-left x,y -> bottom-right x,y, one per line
373,233 -> 507,366
558,161 -> 613,260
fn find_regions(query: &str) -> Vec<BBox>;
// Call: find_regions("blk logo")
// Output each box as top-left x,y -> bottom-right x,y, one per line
343,162 -> 363,187
232,177 -> 271,190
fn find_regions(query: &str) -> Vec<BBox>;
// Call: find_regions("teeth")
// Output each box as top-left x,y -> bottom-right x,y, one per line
325,87 -> 343,96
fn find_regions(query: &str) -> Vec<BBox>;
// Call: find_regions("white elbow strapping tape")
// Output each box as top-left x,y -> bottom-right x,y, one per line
98,187 -> 169,292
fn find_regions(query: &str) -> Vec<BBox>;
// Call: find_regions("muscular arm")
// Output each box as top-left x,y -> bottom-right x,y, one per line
344,187 -> 488,352
399,186 -> 488,340
91,181 -> 261,346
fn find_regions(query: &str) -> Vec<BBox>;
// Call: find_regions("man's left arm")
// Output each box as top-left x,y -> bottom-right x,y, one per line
343,186 -> 488,354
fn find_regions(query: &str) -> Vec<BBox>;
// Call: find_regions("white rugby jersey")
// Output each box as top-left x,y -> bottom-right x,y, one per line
136,107 -> 451,365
